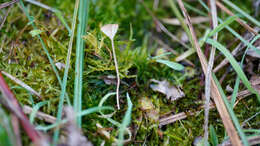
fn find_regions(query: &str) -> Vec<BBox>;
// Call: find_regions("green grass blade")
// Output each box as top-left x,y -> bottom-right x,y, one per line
156,59 -> 184,71
231,35 -> 260,107
19,0 -> 71,106
213,75 -> 249,146
54,10 -> 72,35
74,0 -> 90,127
52,0 -> 80,143
118,93 -> 133,146
206,39 -> 260,102
29,101 -> 48,124
210,125 -> 218,146
36,106 -> 113,132
189,1 -> 259,52
207,16 -> 238,38
222,0 -> 260,27
24,0 -> 71,34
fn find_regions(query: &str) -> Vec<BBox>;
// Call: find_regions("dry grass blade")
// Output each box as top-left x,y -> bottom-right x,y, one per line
204,0 -> 218,144
1,71 -> 42,98
159,88 -> 253,126
140,0 -> 190,50
216,1 -> 257,35
0,4 -> 12,31
220,136 -> 260,146
23,105 -> 56,123
0,0 -> 18,9
162,16 -> 209,25
176,0 -> 242,145
0,72 -> 40,142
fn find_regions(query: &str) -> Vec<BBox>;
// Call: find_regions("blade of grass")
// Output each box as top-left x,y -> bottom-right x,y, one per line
222,0 -> 260,27
36,106 -> 114,132
52,0 -> 80,144
230,35 -> 260,107
176,0 -> 242,145
24,0 -> 71,34
29,101 -> 48,124
190,0 -> 259,52
215,1 -> 257,35
73,0 -> 89,127
204,0 -> 218,144
210,125 -> 219,146
19,0 -> 71,106
1,71 -> 42,98
156,59 -> 184,71
0,73 -> 40,142
213,74 -> 249,146
167,0 -> 195,61
118,93 -> 133,146
206,39 -> 260,103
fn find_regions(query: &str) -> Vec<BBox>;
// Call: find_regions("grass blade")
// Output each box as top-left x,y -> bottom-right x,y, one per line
52,0 -> 80,144
176,0 -> 242,145
206,39 -> 260,102
231,35 -> 260,107
210,125 -> 218,146
74,0 -> 90,127
118,93 -> 133,146
156,59 -> 184,71
213,74 -> 249,146
19,0 -> 71,106
222,0 -> 260,27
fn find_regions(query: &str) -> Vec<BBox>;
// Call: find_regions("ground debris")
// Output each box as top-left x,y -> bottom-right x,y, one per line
150,79 -> 185,101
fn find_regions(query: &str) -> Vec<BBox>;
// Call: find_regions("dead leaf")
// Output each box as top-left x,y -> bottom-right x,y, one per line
150,79 -> 185,101
101,24 -> 119,40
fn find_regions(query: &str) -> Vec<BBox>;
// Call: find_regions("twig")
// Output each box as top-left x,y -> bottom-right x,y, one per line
204,0 -> 218,143
162,17 -> 209,25
176,0 -> 242,145
0,4 -> 12,31
0,0 -> 18,9
140,0 -> 190,50
1,71 -> 42,98
219,136 -> 260,146
23,105 -> 56,123
216,1 -> 257,35
214,28 -> 257,73
159,89 -> 253,126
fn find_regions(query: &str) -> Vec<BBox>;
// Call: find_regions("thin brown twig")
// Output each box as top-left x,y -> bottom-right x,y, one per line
176,0 -> 242,145
140,0 -> 190,50
0,4 -> 13,31
216,1 -> 258,35
23,105 -> 56,123
0,0 -> 19,9
159,89 -> 252,126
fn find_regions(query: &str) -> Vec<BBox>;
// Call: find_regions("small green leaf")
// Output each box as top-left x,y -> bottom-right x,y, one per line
156,59 -> 184,71
210,125 -> 218,146
29,29 -> 44,37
